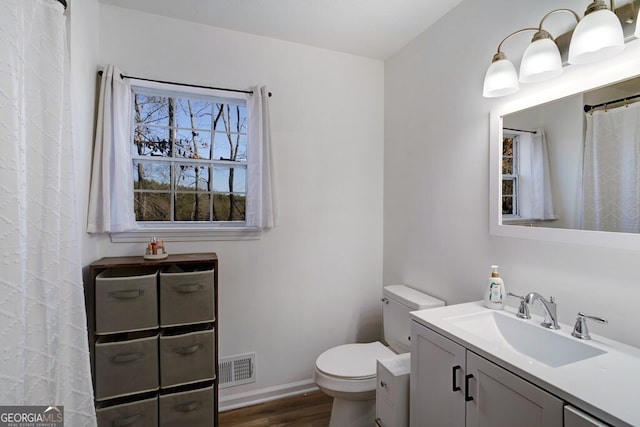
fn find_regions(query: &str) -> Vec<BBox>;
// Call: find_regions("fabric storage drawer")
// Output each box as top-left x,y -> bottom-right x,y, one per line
96,268 -> 158,334
159,267 -> 214,327
96,396 -> 158,427
159,385 -> 214,427
95,334 -> 159,400
160,328 -> 215,388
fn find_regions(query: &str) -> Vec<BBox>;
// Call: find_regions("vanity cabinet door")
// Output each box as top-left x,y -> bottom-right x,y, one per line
410,321 -> 466,427
465,352 -> 563,427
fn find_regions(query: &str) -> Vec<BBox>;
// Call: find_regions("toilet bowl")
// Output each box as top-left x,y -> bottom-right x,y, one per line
313,285 -> 444,427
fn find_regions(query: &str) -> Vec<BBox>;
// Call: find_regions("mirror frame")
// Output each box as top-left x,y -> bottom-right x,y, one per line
489,39 -> 640,251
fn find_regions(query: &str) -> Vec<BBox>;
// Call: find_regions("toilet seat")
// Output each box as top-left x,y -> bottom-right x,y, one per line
316,342 -> 395,379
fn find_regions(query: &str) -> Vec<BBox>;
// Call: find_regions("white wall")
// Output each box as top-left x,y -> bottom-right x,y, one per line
384,0 -> 640,348
69,0 -> 101,267
95,4 -> 384,403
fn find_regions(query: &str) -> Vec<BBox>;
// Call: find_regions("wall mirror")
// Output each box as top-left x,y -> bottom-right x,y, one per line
490,41 -> 640,250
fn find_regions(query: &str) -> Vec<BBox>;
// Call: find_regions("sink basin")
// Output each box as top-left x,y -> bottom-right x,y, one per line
444,310 -> 606,367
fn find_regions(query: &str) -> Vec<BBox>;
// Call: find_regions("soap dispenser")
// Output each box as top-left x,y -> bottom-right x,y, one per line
484,265 -> 506,310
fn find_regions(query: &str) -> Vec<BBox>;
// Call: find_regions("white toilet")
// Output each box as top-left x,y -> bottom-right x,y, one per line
313,285 -> 444,427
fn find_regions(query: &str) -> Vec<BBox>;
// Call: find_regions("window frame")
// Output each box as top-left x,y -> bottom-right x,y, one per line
111,80 -> 261,243
502,134 -> 519,219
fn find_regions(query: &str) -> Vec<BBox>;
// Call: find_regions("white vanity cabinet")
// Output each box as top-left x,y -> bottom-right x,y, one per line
410,321 -> 563,427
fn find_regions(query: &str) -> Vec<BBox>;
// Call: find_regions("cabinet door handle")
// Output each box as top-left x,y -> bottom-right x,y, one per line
452,365 -> 461,392
173,343 -> 202,355
175,401 -> 200,413
112,414 -> 142,427
374,417 -> 384,426
173,283 -> 203,293
465,374 -> 474,402
109,289 -> 143,299
111,352 -> 144,364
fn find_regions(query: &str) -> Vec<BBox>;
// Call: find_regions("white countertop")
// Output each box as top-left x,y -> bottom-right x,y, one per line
410,301 -> 640,427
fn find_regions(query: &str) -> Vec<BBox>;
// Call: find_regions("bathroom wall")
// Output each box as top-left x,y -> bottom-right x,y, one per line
384,0 -> 640,348
89,4 -> 384,405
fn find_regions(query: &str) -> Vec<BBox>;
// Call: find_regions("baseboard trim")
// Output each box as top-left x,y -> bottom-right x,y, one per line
219,379 -> 319,412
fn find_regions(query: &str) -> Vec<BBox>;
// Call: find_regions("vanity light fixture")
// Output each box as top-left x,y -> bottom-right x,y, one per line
483,1 -> 626,98
483,28 -> 537,98
520,10 -> 580,84
569,0 -> 624,64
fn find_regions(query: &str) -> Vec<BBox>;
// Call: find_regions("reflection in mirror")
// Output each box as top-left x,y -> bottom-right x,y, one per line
501,76 -> 640,233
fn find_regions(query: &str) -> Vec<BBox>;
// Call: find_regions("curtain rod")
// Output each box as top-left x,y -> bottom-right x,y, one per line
584,93 -> 640,113
97,70 -> 272,97
57,0 -> 67,9
503,127 -> 537,134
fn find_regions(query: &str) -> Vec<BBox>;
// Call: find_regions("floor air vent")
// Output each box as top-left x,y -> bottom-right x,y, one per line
219,353 -> 256,388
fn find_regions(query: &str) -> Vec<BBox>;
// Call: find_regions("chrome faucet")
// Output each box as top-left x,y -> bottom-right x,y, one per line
524,292 -> 560,329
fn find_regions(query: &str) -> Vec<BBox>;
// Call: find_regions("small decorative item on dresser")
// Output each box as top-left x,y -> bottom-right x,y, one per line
144,237 -> 168,260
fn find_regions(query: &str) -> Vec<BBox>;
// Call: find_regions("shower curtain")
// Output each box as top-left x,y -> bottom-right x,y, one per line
0,1 -> 97,425
581,102 -> 640,233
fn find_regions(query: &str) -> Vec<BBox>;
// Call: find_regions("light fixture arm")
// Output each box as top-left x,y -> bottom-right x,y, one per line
538,8 -> 581,34
492,27 -> 538,62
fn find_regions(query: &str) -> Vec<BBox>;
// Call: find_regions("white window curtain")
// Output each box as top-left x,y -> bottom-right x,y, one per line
529,129 -> 556,220
86,65 -> 137,233
580,103 -> 640,233
0,1 -> 96,425
246,86 -> 278,229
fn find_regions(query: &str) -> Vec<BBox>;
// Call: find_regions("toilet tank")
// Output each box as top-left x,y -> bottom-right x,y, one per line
383,285 -> 444,353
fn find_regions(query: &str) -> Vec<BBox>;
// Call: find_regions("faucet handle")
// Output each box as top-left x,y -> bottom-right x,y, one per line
507,292 -> 531,319
571,312 -> 608,340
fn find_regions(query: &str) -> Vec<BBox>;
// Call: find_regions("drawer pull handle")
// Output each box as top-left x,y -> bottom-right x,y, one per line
452,365 -> 461,392
109,289 -> 143,299
173,283 -> 203,293
111,352 -> 144,364
379,380 -> 387,388
112,414 -> 142,427
175,401 -> 200,413
465,374 -> 474,402
174,344 -> 202,355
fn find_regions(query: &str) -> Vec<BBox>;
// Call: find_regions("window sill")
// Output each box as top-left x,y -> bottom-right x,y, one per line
502,217 -> 559,226
110,226 -> 262,243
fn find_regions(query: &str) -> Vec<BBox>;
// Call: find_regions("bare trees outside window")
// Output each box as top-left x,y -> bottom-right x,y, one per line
132,88 -> 247,224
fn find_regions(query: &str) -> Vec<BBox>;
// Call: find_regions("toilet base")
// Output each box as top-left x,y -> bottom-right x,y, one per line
328,395 -> 375,427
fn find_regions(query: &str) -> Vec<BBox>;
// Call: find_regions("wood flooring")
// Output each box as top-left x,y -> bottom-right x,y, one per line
219,391 -> 333,427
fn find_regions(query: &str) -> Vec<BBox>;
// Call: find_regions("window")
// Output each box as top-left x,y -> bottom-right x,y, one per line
502,135 -> 519,217
131,86 -> 247,226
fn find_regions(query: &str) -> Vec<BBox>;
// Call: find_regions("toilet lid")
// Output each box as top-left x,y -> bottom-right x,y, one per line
316,342 -> 395,379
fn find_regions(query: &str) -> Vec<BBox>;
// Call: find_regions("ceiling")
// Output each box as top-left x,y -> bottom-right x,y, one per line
97,0 -> 465,59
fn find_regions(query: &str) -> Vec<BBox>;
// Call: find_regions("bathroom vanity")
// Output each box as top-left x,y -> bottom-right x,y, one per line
410,302 -> 640,427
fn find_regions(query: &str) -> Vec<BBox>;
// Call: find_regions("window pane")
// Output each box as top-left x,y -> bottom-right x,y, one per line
133,161 -> 171,190
175,98 -> 212,130
213,103 -> 247,133
134,94 -> 170,127
503,137 -> 513,156
175,164 -> 211,191
502,196 -> 514,215
135,192 -> 171,221
133,126 -> 172,157
502,180 -> 513,195
175,130 -> 212,159
175,193 -> 211,221
213,194 -> 246,221
502,158 -> 513,175
213,133 -> 247,161
214,167 -> 246,192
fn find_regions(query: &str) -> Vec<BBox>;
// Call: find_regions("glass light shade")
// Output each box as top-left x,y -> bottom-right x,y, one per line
519,38 -> 563,83
568,8 -> 624,64
483,58 -> 519,98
